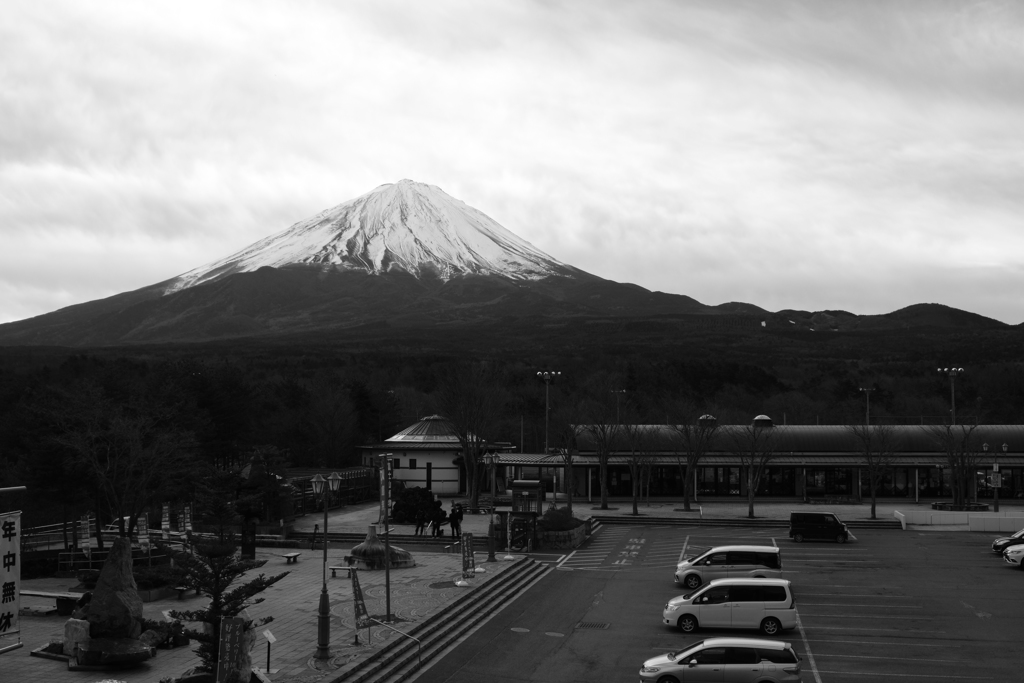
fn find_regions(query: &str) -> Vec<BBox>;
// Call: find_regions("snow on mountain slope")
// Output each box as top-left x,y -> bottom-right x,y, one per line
165,179 -> 572,294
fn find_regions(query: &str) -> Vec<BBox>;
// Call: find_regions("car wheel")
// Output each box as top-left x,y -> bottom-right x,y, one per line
656,676 -> 680,683
837,534 -> 847,544
683,574 -> 702,590
793,534 -> 804,543
761,617 -> 782,636
677,614 -> 698,633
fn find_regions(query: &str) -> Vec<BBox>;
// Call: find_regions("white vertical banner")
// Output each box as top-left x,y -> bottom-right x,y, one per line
184,504 -> 192,532
0,511 -> 22,643
80,514 -> 91,558
138,513 -> 150,551
161,503 -> 171,539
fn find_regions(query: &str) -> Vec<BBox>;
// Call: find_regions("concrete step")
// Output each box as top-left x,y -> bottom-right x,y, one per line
330,558 -> 551,683
590,516 -> 903,531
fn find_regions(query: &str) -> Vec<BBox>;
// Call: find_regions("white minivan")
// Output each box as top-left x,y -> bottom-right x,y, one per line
663,578 -> 797,636
675,545 -> 782,589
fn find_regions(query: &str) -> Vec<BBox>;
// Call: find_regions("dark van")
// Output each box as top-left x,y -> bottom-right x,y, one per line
789,512 -> 849,543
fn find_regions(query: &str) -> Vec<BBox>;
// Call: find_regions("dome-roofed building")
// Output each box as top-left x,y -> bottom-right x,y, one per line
361,415 -> 512,496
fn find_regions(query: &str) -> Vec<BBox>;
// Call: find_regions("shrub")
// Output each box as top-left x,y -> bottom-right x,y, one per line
537,507 -> 584,532
133,564 -> 184,590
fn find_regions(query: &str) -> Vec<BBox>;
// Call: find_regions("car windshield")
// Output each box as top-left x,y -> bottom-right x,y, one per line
669,642 -> 704,661
1013,529 -> 1024,539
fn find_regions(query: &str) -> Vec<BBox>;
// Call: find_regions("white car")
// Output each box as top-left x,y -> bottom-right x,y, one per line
1003,545 -> 1024,569
640,637 -> 801,683
663,578 -> 796,636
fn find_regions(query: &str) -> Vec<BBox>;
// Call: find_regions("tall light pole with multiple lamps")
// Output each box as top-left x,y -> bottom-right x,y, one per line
483,451 -> 500,562
611,389 -> 626,424
858,387 -> 873,425
310,471 -> 342,659
938,367 -> 964,425
537,371 -> 560,454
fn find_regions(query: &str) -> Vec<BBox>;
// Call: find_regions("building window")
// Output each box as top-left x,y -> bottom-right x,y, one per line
409,459 -> 417,470
392,459 -> 401,469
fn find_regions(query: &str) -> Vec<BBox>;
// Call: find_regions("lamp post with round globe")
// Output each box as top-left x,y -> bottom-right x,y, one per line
311,471 -> 342,659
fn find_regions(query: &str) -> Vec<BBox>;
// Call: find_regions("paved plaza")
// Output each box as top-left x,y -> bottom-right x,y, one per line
6,497 -> 1014,682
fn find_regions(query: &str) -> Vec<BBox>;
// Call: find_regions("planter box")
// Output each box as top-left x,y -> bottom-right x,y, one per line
539,524 -> 587,550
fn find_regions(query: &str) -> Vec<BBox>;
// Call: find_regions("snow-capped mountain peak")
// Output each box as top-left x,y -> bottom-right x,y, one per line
165,179 -> 571,293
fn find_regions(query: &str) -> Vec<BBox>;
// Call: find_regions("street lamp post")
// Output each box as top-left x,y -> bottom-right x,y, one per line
611,389 -> 626,425
483,452 -> 499,562
537,371 -> 560,454
311,471 -> 342,659
938,368 -> 964,425
986,443 -> 1007,513
858,387 -> 873,426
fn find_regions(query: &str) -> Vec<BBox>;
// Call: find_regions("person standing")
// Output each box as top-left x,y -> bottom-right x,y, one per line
312,523 -> 320,550
430,501 -> 447,538
413,507 -> 428,536
450,503 -> 463,537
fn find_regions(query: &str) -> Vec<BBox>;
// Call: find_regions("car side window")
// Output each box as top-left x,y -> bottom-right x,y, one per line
756,552 -> 780,568
727,551 -> 758,565
757,647 -> 798,664
730,585 -> 760,602
706,553 -> 728,565
725,647 -> 758,664
761,586 -> 788,602
700,587 -> 730,604
693,647 -> 727,664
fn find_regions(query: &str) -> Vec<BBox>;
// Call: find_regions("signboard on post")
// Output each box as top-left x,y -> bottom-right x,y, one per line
0,511 -> 21,651
351,567 -> 369,628
215,616 -> 247,683
461,533 -> 475,578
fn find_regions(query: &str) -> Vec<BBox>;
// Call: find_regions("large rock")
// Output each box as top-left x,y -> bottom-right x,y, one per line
63,618 -> 91,656
86,537 -> 143,639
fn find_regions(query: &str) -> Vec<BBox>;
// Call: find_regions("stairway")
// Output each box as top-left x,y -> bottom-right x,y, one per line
327,557 -> 551,683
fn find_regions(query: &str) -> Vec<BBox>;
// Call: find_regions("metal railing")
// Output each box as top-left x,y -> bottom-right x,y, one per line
366,617 -> 421,661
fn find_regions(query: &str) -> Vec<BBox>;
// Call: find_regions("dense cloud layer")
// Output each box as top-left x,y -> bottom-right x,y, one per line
3,0 -> 1023,324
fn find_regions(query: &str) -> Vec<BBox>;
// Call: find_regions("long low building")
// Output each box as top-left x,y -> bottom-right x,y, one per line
361,414 -> 1024,504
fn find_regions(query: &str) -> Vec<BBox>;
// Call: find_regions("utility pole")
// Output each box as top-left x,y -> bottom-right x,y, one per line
938,368 -> 964,425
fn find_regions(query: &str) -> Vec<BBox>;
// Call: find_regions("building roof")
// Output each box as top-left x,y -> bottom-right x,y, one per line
386,415 -> 461,443
574,424 -> 1024,454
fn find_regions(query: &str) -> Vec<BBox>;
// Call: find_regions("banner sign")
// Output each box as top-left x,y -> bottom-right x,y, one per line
351,567 -> 369,627
184,504 -> 193,532
0,511 -> 22,643
79,514 -> 91,553
162,503 -> 171,539
461,533 -> 475,577
215,616 -> 247,682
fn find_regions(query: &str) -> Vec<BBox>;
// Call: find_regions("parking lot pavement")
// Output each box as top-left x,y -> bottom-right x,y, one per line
788,530 -> 1024,682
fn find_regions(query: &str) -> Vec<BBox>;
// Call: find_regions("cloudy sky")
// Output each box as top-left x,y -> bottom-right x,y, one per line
4,0 -> 1024,325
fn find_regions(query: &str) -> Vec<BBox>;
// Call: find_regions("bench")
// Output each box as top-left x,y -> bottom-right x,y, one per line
174,585 -> 196,600
282,552 -> 301,564
20,590 -> 82,616
329,566 -> 352,578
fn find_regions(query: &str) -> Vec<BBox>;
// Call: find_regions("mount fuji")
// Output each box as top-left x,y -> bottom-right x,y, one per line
165,180 -> 580,293
0,179 -> 1008,349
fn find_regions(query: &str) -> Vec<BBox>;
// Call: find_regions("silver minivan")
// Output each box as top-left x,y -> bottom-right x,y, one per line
663,578 -> 797,636
675,545 -> 782,589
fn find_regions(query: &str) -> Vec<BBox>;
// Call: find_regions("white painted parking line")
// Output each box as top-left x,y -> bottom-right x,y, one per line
808,626 -> 946,633
799,603 -> 922,609
816,653 -> 965,663
806,639 -> 958,648
815,670 -> 990,679
679,535 -> 689,564
798,593 -> 916,598
794,610 -> 823,683
800,614 -> 933,620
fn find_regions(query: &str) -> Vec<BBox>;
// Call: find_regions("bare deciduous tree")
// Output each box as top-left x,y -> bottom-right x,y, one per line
669,414 -> 720,512
729,419 -> 780,519
847,423 -> 899,519
620,417 -> 658,516
929,424 -> 982,508
436,363 -> 507,510
582,399 -> 620,511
